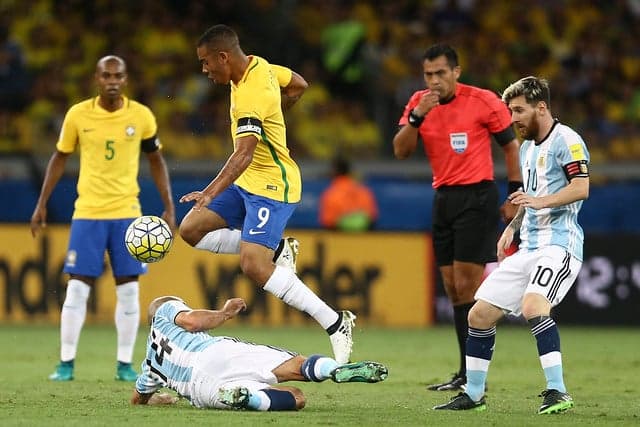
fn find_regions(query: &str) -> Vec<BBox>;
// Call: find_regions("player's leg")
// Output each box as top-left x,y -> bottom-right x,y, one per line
180,186 -> 297,270
522,246 -> 580,414
50,220 -> 106,381
273,354 -> 388,384
238,189 -> 354,364
196,338 -> 302,410
178,187 -> 237,250
435,252 -> 529,411
216,383 -> 305,411
110,219 -> 148,381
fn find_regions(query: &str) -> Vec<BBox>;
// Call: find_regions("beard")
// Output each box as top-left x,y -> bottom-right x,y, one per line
519,117 -> 539,140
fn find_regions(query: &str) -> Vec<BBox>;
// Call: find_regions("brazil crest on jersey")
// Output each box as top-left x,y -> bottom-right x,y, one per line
229,56 -> 301,203
519,121 -> 590,261
56,96 -> 159,219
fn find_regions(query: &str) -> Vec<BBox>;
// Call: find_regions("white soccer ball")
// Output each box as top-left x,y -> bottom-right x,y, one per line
124,215 -> 173,263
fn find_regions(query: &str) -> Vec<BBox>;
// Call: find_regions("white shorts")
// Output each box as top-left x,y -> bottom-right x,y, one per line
189,337 -> 296,409
475,245 -> 581,317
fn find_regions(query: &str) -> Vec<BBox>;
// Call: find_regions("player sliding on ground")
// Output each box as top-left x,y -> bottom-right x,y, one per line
130,296 -> 388,411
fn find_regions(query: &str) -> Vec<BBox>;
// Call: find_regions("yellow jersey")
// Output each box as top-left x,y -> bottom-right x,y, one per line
56,96 -> 159,219
230,56 -> 301,203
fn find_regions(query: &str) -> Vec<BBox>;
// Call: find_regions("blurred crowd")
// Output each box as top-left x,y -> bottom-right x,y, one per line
1,0 -> 639,164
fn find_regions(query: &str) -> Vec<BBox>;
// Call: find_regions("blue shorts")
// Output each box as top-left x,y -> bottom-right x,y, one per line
64,219 -> 148,278
208,185 -> 298,250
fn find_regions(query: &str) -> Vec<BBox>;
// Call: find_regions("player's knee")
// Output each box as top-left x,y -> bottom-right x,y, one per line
178,220 -> 199,246
467,301 -> 499,329
521,293 -> 552,319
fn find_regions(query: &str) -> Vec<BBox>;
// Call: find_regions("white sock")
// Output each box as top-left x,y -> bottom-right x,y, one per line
263,266 -> 339,329
60,279 -> 91,361
195,229 -> 241,254
248,390 -> 271,411
115,281 -> 140,363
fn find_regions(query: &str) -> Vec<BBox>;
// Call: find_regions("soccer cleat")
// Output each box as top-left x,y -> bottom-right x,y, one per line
427,372 -> 466,391
115,362 -> 138,382
329,310 -> 356,364
49,363 -> 74,381
218,386 -> 250,410
433,392 -> 487,411
274,237 -> 299,273
331,361 -> 388,383
538,389 -> 574,414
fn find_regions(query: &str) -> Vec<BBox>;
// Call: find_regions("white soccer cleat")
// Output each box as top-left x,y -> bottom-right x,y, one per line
330,310 -> 356,364
274,236 -> 299,273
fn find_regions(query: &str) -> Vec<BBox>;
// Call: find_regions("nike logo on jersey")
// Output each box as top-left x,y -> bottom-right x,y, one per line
248,229 -> 266,235
83,128 -> 95,132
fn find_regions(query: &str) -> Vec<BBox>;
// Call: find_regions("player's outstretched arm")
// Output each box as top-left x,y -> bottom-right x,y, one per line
175,298 -> 247,332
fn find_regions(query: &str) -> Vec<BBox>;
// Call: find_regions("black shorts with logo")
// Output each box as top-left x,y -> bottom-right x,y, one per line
432,180 -> 499,267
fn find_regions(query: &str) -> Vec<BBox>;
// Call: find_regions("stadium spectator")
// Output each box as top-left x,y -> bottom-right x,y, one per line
0,22 -> 31,152
435,76 -> 589,414
392,44 -> 522,391
3,2 -> 640,162
319,156 -> 378,231
131,295 -> 388,410
30,55 -> 176,382
178,25 -> 355,364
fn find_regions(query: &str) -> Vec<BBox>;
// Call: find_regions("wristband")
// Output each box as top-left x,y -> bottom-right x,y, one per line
408,109 -> 425,128
508,181 -> 523,194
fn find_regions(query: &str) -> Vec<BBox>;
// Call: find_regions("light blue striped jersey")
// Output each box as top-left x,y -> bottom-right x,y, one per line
519,121 -> 589,261
135,300 -> 222,399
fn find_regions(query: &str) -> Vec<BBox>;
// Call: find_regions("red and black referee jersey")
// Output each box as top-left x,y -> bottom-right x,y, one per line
398,83 -> 514,189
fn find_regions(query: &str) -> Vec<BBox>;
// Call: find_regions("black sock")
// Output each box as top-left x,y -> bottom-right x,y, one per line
453,302 -> 475,376
325,312 -> 343,335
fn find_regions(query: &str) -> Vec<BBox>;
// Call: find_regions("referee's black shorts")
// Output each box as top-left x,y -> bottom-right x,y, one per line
432,180 -> 499,267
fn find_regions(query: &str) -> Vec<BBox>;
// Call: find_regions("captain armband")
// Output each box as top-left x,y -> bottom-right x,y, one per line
563,160 -> 589,180
141,135 -> 160,153
236,117 -> 263,136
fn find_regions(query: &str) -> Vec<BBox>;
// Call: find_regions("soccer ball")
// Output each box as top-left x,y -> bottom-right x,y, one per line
124,215 -> 173,263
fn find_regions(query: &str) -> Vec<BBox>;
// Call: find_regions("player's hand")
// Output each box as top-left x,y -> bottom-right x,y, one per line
179,191 -> 212,211
147,392 -> 179,405
30,207 -> 47,238
222,298 -> 247,319
509,191 -> 547,210
497,227 -> 514,262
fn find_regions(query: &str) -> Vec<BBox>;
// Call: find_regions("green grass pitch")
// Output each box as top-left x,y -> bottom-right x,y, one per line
1,324 -> 638,426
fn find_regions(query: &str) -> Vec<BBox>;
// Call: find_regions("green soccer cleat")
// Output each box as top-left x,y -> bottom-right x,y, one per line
49,363 -> 74,381
115,362 -> 138,381
433,392 -> 487,411
331,361 -> 388,383
538,389 -> 574,414
218,386 -> 250,410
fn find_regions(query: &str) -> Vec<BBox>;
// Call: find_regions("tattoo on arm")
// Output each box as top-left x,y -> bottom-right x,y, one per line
508,206 -> 525,232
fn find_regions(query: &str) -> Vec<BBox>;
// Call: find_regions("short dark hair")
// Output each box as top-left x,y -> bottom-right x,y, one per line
197,24 -> 239,50
423,44 -> 459,68
502,76 -> 551,108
